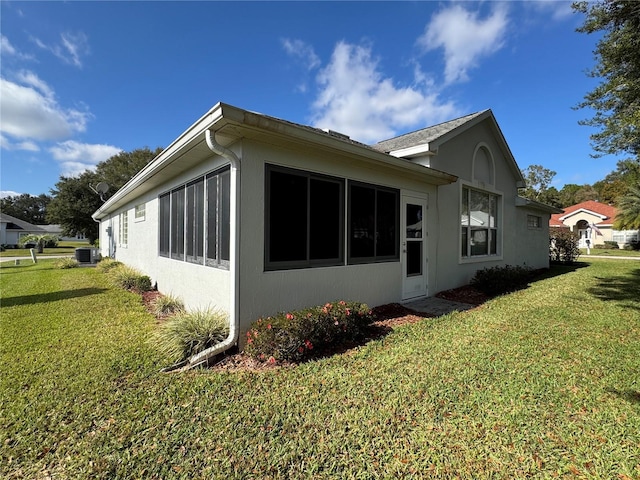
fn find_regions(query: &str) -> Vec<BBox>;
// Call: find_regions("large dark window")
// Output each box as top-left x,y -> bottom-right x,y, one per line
266,165 -> 344,269
348,181 -> 399,263
159,166 -> 230,269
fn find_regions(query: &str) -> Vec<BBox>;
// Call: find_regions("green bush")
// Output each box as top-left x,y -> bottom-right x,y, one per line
550,229 -> 580,264
151,294 -> 185,317
54,257 -> 79,269
603,240 -> 619,249
108,265 -> 152,292
244,301 -> 375,363
470,265 -> 533,296
623,241 -> 640,251
152,308 -> 229,363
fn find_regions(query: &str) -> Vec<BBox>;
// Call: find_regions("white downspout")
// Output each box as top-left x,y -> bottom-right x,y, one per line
184,129 -> 241,369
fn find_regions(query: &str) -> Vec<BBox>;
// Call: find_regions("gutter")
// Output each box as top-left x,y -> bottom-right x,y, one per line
182,129 -> 241,369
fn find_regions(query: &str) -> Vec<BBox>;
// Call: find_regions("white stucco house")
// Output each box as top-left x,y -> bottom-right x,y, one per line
550,200 -> 639,248
0,213 -> 46,247
92,102 -> 557,360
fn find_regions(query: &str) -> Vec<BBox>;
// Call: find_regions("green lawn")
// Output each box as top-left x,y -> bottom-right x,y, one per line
1,258 -> 639,479
581,248 -> 640,257
0,241 -> 90,258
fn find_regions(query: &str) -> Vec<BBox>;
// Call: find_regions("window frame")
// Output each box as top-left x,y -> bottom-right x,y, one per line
119,211 -> 128,248
460,184 -> 501,261
134,203 -> 146,221
265,164 -> 345,271
158,165 -> 230,270
347,180 -> 400,265
527,214 -> 541,229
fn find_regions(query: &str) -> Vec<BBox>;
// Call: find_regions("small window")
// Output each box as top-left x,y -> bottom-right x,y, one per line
527,215 -> 541,229
134,203 -> 146,220
119,211 -> 128,247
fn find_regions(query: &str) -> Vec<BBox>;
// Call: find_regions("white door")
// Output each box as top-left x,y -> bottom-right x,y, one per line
402,195 -> 428,300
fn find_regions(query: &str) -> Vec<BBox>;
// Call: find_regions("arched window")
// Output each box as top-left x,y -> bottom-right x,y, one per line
473,144 -> 495,186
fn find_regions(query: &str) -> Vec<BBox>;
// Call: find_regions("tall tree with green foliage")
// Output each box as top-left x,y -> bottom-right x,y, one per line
613,186 -> 640,229
520,164 -> 558,204
573,0 -> 640,158
47,147 -> 161,244
0,193 -> 52,224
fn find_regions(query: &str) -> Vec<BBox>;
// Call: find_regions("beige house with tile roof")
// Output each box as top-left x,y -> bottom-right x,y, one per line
550,200 -> 639,248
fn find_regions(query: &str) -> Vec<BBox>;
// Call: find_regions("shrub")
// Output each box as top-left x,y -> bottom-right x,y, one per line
54,257 -> 79,269
152,308 -> 229,363
470,265 -> 532,296
550,229 -> 580,264
244,301 -> 374,363
623,241 -> 640,251
108,265 -> 152,292
603,240 -> 619,249
151,294 -> 185,317
96,257 -> 122,273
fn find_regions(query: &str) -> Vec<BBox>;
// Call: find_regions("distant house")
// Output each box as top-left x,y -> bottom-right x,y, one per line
0,213 -> 45,247
550,200 -> 639,248
38,224 -> 86,242
93,102 -> 558,360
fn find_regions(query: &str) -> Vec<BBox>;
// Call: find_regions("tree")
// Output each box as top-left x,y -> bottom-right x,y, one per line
574,184 -> 599,203
520,165 -> 557,202
558,183 -> 583,207
0,193 -> 52,224
18,233 -> 59,254
573,0 -> 640,158
47,147 -> 161,244
613,185 -> 640,229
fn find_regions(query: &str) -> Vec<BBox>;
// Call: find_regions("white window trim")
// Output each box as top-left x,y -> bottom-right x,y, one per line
119,211 -> 128,248
134,203 -> 146,222
459,181 -> 503,264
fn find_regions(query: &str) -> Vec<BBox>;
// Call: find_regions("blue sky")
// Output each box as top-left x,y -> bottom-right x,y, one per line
0,1 -> 619,198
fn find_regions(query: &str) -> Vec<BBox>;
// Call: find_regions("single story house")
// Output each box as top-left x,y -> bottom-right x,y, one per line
0,213 -> 45,247
93,102 -> 558,363
550,200 -> 639,248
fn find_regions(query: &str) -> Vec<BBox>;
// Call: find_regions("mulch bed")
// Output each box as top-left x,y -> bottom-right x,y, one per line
140,285 -> 488,372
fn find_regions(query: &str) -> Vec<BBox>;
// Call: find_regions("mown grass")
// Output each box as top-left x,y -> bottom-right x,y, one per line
1,258 -> 639,479
0,241 -> 90,258
581,248 -> 640,257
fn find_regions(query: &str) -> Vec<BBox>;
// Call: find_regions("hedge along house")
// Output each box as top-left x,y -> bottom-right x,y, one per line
93,102 -> 557,365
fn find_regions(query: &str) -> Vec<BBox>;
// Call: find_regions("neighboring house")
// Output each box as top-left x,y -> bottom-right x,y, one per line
39,224 -> 87,242
93,102 -> 558,356
0,213 -> 45,247
550,200 -> 639,248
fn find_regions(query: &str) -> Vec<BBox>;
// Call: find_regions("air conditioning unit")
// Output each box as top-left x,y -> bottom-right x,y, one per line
75,247 -> 101,264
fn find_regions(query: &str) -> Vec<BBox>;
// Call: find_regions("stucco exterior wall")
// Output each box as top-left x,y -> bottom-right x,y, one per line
236,138 -> 438,331
98,154 -> 232,313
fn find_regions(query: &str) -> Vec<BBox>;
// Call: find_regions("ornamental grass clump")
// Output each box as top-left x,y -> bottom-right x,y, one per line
54,257 -> 79,269
244,301 -> 374,363
96,257 -> 122,273
151,293 -> 185,317
108,264 -> 152,292
152,308 -> 229,363
471,264 -> 532,296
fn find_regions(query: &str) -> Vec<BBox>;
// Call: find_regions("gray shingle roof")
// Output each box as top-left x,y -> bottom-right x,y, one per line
0,213 -> 45,231
372,110 -> 489,153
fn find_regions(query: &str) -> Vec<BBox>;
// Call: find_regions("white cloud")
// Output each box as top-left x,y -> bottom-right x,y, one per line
32,31 -> 89,68
0,73 -> 91,142
282,38 -> 321,71
0,190 -> 22,199
417,4 -> 508,84
527,0 -> 574,20
0,134 -> 40,152
49,140 -> 122,176
311,41 -> 458,144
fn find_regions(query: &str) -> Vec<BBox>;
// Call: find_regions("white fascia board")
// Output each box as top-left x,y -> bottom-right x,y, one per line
558,208 -> 608,221
388,144 -> 436,159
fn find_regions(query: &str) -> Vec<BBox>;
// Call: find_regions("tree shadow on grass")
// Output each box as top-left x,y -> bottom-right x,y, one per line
607,388 -> 640,405
1,288 -> 108,308
533,262 -> 590,281
587,268 -> 640,310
